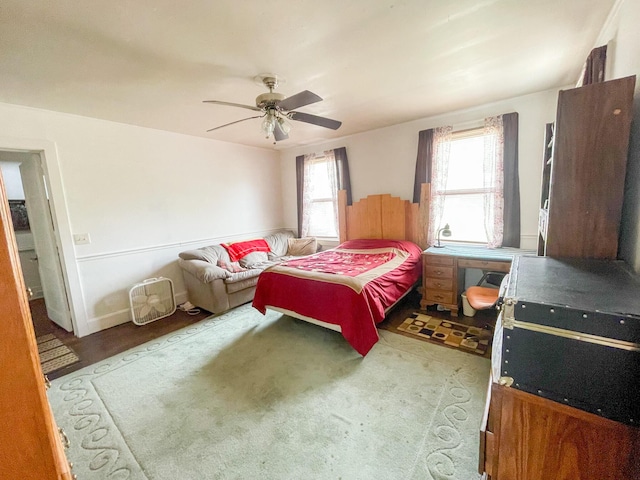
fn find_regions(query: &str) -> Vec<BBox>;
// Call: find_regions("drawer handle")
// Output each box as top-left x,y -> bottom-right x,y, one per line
435,270 -> 443,275
434,295 -> 444,300
44,375 -> 51,390
435,283 -> 443,288
58,428 -> 70,449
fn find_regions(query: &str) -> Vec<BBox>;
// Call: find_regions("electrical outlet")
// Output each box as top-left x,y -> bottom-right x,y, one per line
73,233 -> 91,245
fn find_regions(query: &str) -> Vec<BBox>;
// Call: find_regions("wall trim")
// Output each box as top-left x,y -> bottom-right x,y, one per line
596,0 -> 624,45
75,228 -> 291,262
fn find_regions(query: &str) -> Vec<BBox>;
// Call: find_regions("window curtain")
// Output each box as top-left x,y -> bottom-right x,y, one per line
412,129 -> 434,203
297,148 -> 346,238
333,147 -> 352,206
502,112 -> 520,247
300,152 -> 317,237
295,155 -> 305,237
427,126 -> 453,245
581,45 -> 607,86
322,149 -> 339,238
483,116 -> 505,248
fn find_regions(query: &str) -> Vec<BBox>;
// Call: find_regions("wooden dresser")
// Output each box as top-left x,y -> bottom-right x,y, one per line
0,176 -> 74,478
480,382 -> 640,479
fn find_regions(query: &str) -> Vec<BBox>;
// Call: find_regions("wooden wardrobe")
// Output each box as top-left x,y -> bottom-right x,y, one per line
0,173 -> 73,478
538,75 -> 636,258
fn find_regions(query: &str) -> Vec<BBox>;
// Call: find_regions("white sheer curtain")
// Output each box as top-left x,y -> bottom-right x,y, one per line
324,149 -> 339,236
301,152 -> 316,237
483,116 -> 505,247
301,151 -> 338,238
427,125 -> 453,245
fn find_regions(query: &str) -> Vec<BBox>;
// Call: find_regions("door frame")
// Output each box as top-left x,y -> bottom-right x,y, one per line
0,136 -> 84,336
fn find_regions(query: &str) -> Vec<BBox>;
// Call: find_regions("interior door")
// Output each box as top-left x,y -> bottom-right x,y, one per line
20,156 -> 72,332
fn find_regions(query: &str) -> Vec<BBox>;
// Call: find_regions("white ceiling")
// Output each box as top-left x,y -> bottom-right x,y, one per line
0,0 -> 614,150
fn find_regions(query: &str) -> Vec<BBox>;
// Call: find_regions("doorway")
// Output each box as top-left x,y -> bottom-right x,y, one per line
0,150 -> 73,335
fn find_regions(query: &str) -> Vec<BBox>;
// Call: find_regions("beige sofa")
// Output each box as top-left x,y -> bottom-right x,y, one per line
178,231 -> 314,314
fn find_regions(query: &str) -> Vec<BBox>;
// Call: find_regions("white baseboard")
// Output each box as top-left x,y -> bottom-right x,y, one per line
81,290 -> 190,337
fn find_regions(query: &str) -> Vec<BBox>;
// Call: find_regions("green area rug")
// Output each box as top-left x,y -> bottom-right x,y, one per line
48,304 -> 490,480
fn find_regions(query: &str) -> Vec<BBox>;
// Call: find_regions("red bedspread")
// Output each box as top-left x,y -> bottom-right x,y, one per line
252,239 -> 422,355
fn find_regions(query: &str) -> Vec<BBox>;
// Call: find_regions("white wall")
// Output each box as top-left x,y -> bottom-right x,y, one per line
279,88 -> 560,250
0,102 -> 282,336
597,0 -> 640,271
0,160 -> 25,199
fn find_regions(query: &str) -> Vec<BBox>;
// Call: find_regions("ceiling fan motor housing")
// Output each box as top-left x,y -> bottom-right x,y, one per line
256,92 -> 285,109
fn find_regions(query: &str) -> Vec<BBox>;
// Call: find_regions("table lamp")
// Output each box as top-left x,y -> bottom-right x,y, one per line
434,224 -> 451,248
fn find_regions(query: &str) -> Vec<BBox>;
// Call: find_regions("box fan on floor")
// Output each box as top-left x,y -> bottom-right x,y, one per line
129,277 -> 176,325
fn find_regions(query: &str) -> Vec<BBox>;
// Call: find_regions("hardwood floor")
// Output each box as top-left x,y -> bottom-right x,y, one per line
30,298 -> 211,380
31,289 -> 498,380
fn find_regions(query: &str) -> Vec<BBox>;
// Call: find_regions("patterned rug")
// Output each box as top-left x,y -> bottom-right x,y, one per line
397,312 -> 493,357
36,333 -> 80,374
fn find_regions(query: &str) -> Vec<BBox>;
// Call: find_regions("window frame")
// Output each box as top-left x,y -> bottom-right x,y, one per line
305,154 -> 339,240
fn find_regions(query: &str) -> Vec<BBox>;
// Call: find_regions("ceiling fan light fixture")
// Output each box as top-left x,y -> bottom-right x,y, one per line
277,116 -> 292,134
261,113 -> 275,138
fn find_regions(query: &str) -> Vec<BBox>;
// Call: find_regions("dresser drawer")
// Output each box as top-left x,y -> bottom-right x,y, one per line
424,277 -> 453,291
424,254 -> 454,266
425,290 -> 455,304
458,258 -> 511,273
424,265 -> 454,279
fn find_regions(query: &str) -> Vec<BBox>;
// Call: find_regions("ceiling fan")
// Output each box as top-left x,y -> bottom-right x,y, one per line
203,74 -> 342,141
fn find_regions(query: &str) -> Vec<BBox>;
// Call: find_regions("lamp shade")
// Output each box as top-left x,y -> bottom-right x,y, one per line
434,223 -> 452,247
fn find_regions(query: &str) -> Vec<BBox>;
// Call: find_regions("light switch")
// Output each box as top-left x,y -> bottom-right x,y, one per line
73,233 -> 91,245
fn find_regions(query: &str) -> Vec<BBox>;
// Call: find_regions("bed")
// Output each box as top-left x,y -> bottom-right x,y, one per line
252,185 -> 430,355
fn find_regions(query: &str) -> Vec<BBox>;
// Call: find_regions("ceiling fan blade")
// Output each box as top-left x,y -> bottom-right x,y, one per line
206,115 -> 262,132
273,122 -> 289,142
278,90 -> 323,111
203,100 -> 262,112
289,111 -> 342,130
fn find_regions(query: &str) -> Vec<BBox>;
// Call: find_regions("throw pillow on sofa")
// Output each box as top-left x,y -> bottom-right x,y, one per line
287,237 -> 317,256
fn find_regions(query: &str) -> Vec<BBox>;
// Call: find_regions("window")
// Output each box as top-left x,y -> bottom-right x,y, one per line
305,155 -> 338,238
430,122 -> 504,246
441,129 -> 493,243
297,147 -> 351,240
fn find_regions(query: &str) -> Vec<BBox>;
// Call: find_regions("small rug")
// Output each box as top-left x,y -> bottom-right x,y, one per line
397,312 -> 493,357
36,333 -> 80,374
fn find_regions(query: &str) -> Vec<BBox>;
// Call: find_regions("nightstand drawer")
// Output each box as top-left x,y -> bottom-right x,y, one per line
425,265 -> 454,279
425,290 -> 455,304
425,277 -> 453,291
424,255 -> 454,266
458,258 -> 511,272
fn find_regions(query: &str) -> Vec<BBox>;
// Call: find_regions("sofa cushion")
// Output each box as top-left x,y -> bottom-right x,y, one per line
223,268 -> 262,284
179,245 -> 230,264
264,230 -> 295,257
178,258 -> 230,282
239,251 -> 269,268
224,275 -> 260,294
287,237 -> 318,256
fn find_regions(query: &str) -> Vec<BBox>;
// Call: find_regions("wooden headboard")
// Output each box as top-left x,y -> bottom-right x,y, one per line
337,183 -> 430,249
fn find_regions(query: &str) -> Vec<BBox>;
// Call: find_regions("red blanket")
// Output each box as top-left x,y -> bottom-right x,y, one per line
222,239 -> 270,262
252,239 -> 422,355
